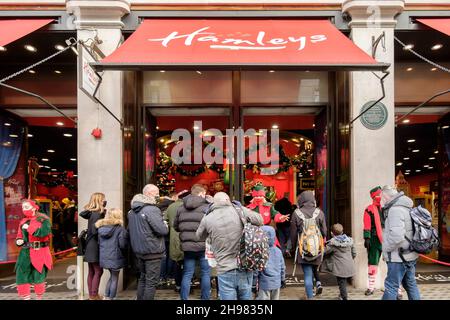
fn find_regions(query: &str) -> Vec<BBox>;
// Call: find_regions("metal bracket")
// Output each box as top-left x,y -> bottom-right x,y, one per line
395,89 -> 450,126
349,70 -> 390,126
0,82 -> 77,125
372,31 -> 386,58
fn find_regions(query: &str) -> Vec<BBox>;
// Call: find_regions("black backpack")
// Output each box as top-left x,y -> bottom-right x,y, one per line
76,229 -> 88,256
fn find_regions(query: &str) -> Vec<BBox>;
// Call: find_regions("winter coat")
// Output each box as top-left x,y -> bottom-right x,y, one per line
258,226 -> 286,291
290,191 -> 327,266
196,201 -> 263,275
96,218 -> 129,270
382,192 -> 418,263
165,199 -> 184,262
320,234 -> 356,278
174,195 -> 210,253
127,194 -> 168,260
79,210 -> 104,263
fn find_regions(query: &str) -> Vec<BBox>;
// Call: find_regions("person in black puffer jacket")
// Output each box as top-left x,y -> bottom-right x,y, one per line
128,184 -> 168,300
174,184 -> 212,300
79,192 -> 107,300
96,208 -> 128,300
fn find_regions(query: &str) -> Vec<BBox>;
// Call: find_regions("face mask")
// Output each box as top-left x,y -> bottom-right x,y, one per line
103,200 -> 107,207
23,209 -> 35,218
373,195 -> 381,205
253,197 -> 264,205
22,202 -> 36,218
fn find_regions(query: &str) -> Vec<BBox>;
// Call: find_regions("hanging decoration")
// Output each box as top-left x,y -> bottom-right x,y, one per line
155,138 -> 314,178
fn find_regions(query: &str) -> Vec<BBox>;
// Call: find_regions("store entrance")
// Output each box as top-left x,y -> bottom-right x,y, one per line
122,70 -> 353,289
140,70 -> 331,205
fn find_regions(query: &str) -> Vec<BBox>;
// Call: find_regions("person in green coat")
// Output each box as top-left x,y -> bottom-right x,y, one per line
165,190 -> 189,292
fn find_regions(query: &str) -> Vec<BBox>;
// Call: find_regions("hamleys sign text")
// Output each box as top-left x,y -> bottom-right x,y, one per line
148,27 -> 327,51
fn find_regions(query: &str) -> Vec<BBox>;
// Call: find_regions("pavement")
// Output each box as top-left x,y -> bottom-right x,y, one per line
1,254 -> 449,300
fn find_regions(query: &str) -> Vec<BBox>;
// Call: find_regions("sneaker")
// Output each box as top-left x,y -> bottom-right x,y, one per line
364,289 -> 374,296
316,285 -> 323,296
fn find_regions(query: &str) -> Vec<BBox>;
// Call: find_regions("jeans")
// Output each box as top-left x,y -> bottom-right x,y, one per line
105,269 -> 120,299
313,265 -> 321,287
336,277 -> 349,300
382,260 -> 421,300
256,289 -> 280,300
87,262 -> 103,296
301,264 -> 314,299
160,239 -> 175,280
181,251 -> 211,300
218,269 -> 253,300
137,258 -> 161,300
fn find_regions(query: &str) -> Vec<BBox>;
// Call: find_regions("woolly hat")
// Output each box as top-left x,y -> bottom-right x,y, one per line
251,183 -> 266,197
370,186 -> 382,199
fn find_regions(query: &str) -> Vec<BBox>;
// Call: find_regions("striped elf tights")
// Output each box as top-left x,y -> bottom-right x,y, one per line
368,265 -> 402,294
34,283 -> 46,300
17,284 -> 31,300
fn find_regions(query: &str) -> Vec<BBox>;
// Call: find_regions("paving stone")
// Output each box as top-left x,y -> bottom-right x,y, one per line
1,283 -> 449,300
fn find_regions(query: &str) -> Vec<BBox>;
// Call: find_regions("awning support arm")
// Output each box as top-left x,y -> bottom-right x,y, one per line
350,70 -> 390,125
93,96 -> 123,128
0,82 -> 77,125
395,89 -> 450,126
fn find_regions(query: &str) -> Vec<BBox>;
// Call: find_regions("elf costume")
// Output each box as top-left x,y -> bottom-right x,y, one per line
247,184 -> 284,225
15,199 -> 53,300
247,184 -> 290,249
363,186 -> 383,295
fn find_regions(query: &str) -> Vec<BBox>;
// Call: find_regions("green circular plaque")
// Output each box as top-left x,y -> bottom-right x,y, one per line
360,101 -> 388,130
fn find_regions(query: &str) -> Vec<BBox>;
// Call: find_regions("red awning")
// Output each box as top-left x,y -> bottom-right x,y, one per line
417,18 -> 450,37
96,19 -> 387,71
0,19 -> 53,47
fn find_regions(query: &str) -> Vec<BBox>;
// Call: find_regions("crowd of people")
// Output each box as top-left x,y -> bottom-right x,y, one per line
13,181 -> 422,300
72,182 -> 421,301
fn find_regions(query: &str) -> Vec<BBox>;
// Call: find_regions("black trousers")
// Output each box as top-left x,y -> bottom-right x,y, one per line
137,258 -> 161,300
336,277 -> 349,300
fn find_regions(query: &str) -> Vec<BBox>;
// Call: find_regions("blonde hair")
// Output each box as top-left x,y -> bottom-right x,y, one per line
95,208 -> 124,228
84,192 -> 105,212
105,208 -> 124,226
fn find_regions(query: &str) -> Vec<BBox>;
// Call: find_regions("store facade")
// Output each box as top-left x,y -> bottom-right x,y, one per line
1,0 -> 449,295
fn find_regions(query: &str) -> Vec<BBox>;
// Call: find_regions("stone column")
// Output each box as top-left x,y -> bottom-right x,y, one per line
67,0 -> 130,298
342,0 -> 404,290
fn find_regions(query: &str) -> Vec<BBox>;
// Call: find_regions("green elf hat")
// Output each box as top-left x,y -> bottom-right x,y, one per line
251,183 -> 266,197
370,186 -> 382,199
